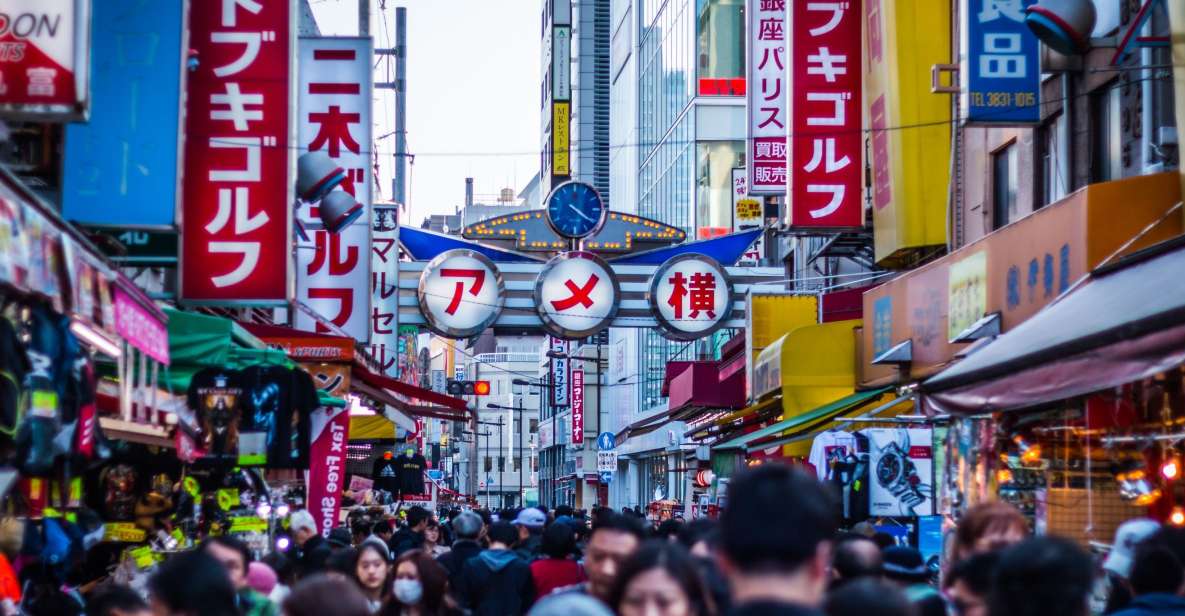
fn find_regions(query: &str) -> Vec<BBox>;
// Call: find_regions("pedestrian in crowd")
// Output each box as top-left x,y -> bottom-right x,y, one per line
1110,526 -> 1185,616
455,521 -> 534,615
655,519 -> 683,542
382,549 -> 461,616
437,511 -> 484,597
528,592 -> 615,616
328,547 -> 360,579
148,550 -> 240,616
289,510 -> 332,579
719,465 -> 836,616
608,540 -> 715,616
262,552 -> 295,604
513,508 -> 547,562
951,501 -> 1028,564
882,546 -> 944,616
424,518 -> 449,557
1100,519 -> 1161,614
282,574 -> 372,616
85,583 -> 152,616
822,578 -> 915,616
354,517 -> 375,546
530,521 -> 587,600
828,533 -> 882,589
943,551 -> 997,616
204,535 -> 279,616
353,538 -> 393,613
372,520 -> 394,545
390,506 -> 430,558
988,536 -> 1093,616
581,512 -> 647,603
247,562 -> 280,603
677,519 -> 718,559
330,527 -> 356,549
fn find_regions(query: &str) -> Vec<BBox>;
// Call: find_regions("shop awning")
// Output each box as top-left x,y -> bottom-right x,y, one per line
685,395 -> 781,442
750,394 -> 914,456
924,235 -> 1185,413
713,387 -> 891,451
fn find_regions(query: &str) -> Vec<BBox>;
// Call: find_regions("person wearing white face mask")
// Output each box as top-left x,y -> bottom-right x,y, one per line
381,549 -> 461,616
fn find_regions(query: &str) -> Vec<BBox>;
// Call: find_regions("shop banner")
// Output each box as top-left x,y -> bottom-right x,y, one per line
370,203 -> 400,376
305,362 -> 350,538
295,37 -> 372,339
180,0 -> 292,303
0,0 -> 91,118
866,427 -> 934,516
745,0 -> 787,195
571,368 -> 584,446
964,0 -> 1040,123
61,0 -> 183,227
787,0 -> 862,228
113,287 -> 170,364
550,337 -> 570,408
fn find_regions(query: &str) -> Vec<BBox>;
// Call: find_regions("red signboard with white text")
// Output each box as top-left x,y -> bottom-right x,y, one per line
571,368 -> 584,445
746,0 -> 787,195
788,0 -> 863,228
0,0 -> 91,119
295,37 -> 372,339
180,0 -> 293,303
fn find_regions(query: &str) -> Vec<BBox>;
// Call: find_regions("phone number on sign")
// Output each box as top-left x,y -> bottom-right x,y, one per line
970,91 -> 1037,108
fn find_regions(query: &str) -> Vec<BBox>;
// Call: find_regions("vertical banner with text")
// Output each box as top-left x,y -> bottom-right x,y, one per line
181,0 -> 292,302
370,204 -> 400,376
296,37 -> 372,339
571,368 -> 584,446
746,0 -> 787,195
305,362 -> 351,537
788,0 -> 863,228
550,337 -> 570,408
964,0 -> 1039,123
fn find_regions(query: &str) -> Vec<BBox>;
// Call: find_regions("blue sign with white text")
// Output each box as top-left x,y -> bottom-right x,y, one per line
966,0 -> 1040,123
62,0 -> 185,227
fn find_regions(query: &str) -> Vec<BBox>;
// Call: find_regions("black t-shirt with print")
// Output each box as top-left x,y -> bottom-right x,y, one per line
186,368 -> 245,460
238,366 -> 318,468
395,452 -> 427,496
372,456 -> 399,494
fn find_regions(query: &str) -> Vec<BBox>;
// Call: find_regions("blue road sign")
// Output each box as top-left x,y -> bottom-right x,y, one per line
599,472 -> 613,484
597,432 -> 616,451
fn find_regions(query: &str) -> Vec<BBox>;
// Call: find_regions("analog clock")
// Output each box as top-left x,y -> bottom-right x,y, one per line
545,180 -> 605,239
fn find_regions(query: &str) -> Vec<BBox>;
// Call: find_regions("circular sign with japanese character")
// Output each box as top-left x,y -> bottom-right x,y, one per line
418,250 -> 505,339
534,251 -> 620,339
648,254 -> 734,340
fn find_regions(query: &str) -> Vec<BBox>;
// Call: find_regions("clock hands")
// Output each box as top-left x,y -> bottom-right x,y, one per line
568,203 -> 597,223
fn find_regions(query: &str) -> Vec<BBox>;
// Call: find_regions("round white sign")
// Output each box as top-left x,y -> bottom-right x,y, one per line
418,250 -> 505,338
648,254 -> 733,340
534,251 -> 620,339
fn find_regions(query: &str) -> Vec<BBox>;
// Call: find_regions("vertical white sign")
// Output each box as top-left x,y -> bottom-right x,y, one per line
746,0 -> 788,195
296,37 -> 373,341
550,337 -> 570,408
371,204 -> 400,376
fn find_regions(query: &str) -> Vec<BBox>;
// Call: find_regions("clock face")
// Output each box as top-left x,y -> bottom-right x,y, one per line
546,181 -> 605,239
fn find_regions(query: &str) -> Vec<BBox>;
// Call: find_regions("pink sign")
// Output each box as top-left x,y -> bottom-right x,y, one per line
307,406 -> 350,537
114,287 -> 169,364
571,369 -> 584,445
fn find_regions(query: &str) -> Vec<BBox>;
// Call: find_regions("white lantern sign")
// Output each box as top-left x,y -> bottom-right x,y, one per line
648,254 -> 734,340
534,251 -> 620,339
418,250 -> 505,338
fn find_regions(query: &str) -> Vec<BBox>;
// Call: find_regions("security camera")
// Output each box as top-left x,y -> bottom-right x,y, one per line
1025,0 -> 1096,56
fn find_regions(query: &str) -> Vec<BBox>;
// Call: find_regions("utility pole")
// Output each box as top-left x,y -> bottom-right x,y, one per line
393,7 -> 407,206
358,0 -> 369,36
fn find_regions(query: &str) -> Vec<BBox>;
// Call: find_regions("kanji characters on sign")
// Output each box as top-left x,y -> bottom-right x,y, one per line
965,0 -> 1039,122
747,0 -> 788,195
788,0 -> 863,228
370,205 -> 400,376
181,0 -> 291,301
649,255 -> 734,340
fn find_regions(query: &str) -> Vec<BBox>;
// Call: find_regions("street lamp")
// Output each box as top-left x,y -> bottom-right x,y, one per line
489,400 -> 528,507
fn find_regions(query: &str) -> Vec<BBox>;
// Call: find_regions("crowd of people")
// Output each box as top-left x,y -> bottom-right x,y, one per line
74,465 -> 1185,616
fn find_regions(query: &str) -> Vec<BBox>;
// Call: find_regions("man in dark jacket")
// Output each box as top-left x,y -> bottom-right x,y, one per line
388,505 -> 429,557
512,508 -> 546,562
438,511 -> 485,594
1111,527 -> 1185,616
456,521 -> 534,615
289,510 -> 331,580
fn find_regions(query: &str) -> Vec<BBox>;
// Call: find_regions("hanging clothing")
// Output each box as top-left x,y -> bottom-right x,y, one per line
187,368 -> 246,460
372,455 -> 399,494
395,452 -> 427,496
238,366 -> 318,468
808,431 -> 859,482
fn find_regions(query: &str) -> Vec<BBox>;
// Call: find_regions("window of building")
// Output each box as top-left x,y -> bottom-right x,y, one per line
513,457 -> 521,472
498,457 -> 505,472
1037,113 -> 1067,208
1091,83 -> 1121,183
696,140 -> 744,235
992,143 -> 1018,230
696,0 -> 745,95
484,456 -> 492,472
529,419 -> 539,433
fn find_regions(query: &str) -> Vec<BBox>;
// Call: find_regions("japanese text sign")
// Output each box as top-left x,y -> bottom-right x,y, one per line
731,169 -> 763,266
571,368 -> 584,446
180,0 -> 292,303
0,0 -> 91,119
788,0 -> 863,228
964,0 -> 1040,123
370,203 -> 400,376
417,249 -> 505,339
296,37 -> 372,339
550,337 -> 570,408
649,255 -> 734,341
746,0 -> 787,195
534,252 -> 619,339
114,287 -> 170,365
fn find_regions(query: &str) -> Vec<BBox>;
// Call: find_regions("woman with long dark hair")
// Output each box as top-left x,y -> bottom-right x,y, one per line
353,539 -> 393,613
608,541 -> 715,616
381,549 -> 460,616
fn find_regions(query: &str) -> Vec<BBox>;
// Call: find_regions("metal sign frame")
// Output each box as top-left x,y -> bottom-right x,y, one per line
646,253 -> 735,341
417,249 -> 506,339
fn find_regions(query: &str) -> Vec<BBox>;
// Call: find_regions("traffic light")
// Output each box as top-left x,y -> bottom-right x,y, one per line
447,379 -> 491,396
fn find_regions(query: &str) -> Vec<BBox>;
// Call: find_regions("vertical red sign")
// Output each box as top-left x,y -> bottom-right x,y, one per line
181,0 -> 292,302
308,406 -> 349,538
571,368 -> 584,446
788,0 -> 863,228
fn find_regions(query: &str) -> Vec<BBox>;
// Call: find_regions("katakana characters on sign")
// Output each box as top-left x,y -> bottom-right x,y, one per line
370,207 -> 399,376
181,0 -> 290,301
551,274 -> 600,311
649,255 -> 734,340
747,0 -> 788,195
788,0 -> 862,228
535,252 -> 620,339
418,250 -> 505,338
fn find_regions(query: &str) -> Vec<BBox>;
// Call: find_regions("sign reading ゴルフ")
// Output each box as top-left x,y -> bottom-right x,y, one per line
534,252 -> 620,339
746,0 -> 787,195
418,250 -> 505,338
181,0 -> 292,303
296,37 -> 373,339
788,0 -> 862,228
649,255 -> 734,340
0,0 -> 91,118
964,0 -> 1039,123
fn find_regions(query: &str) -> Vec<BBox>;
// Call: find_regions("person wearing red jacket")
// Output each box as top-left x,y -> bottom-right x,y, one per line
530,522 -> 587,602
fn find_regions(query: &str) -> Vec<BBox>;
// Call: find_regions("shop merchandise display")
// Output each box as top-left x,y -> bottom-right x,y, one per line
866,428 -> 935,517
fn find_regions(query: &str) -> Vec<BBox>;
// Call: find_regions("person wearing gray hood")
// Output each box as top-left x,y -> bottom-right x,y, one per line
455,521 -> 535,615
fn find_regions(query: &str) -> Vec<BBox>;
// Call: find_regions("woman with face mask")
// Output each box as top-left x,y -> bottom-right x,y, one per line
353,539 -> 393,613
382,550 -> 461,616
